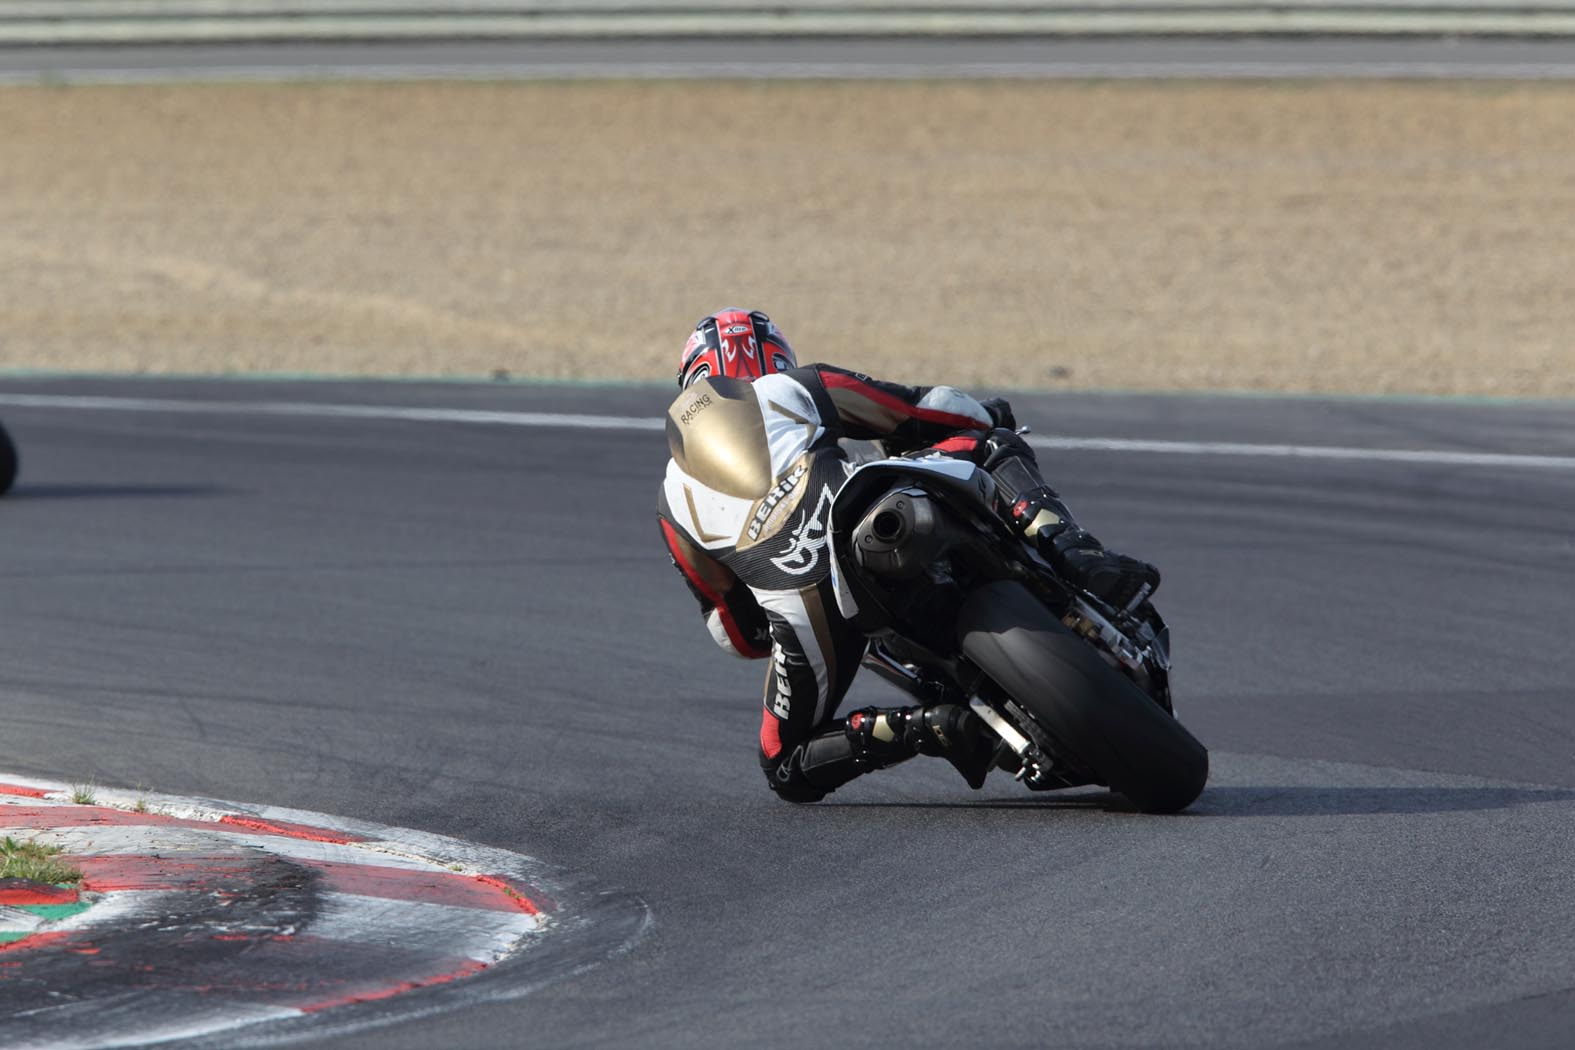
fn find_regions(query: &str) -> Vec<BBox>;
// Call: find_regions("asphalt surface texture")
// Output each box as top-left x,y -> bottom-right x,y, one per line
4,37 -> 1575,82
0,376 -> 1571,1049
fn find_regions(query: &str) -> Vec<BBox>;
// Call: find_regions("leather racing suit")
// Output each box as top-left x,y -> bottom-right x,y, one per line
657,364 -> 1002,802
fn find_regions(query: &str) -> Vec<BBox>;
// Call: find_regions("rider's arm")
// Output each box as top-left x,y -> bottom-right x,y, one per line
658,514 -> 771,660
810,364 -> 1006,451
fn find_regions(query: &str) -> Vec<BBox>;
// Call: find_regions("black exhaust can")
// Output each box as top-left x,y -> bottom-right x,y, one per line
852,488 -> 950,579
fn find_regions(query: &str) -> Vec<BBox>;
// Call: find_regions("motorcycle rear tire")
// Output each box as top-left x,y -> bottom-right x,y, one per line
958,580 -> 1208,814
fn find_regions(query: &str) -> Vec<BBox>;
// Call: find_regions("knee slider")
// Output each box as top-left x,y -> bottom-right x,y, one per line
762,750 -> 829,804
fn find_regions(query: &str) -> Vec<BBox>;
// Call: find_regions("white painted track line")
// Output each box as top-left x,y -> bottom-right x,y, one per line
1027,436 -> 1575,470
0,392 -> 665,432
0,391 -> 1570,471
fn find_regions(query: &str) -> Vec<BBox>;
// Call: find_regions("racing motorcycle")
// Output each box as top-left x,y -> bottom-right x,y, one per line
829,448 -> 1208,814
0,418 -> 14,496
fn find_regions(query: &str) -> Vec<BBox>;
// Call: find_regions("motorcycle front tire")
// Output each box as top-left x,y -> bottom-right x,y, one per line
958,580 -> 1208,814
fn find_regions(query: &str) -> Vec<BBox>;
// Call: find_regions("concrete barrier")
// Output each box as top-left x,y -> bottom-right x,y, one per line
5,1 -> 1575,42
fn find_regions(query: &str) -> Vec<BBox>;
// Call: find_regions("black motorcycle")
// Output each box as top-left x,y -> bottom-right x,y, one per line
0,419 -> 15,496
829,451 -> 1208,814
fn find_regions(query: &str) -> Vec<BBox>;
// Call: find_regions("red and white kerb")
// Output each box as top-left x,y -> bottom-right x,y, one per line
0,774 -> 618,1048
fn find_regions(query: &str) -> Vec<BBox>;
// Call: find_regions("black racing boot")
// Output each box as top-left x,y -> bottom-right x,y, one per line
849,704 -> 997,790
898,704 -> 997,790
1045,527 -> 1161,612
776,704 -> 998,801
1008,487 -> 1160,612
987,444 -> 1162,614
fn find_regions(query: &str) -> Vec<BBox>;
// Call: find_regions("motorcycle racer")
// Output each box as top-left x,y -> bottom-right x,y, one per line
658,308 -> 1159,803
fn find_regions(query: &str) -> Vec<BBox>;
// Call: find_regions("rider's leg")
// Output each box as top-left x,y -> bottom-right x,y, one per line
755,581 -> 994,803
755,580 -> 869,804
986,433 -> 1161,611
798,704 -> 996,794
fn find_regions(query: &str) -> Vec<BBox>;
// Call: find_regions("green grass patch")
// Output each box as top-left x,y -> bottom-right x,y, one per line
70,783 -> 96,805
0,836 -> 81,885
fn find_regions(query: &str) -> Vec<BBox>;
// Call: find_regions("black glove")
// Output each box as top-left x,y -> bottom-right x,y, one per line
979,397 -> 1016,432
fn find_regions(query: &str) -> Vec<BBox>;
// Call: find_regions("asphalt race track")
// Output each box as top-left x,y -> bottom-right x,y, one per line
0,376 -> 1571,1049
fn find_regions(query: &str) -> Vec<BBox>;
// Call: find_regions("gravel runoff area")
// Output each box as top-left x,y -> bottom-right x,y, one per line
1,80 -> 1571,397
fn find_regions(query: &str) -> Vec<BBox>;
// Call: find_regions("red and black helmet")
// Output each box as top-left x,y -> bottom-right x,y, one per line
678,308 -> 797,389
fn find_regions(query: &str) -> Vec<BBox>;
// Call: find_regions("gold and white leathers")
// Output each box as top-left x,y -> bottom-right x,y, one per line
658,366 -> 993,729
